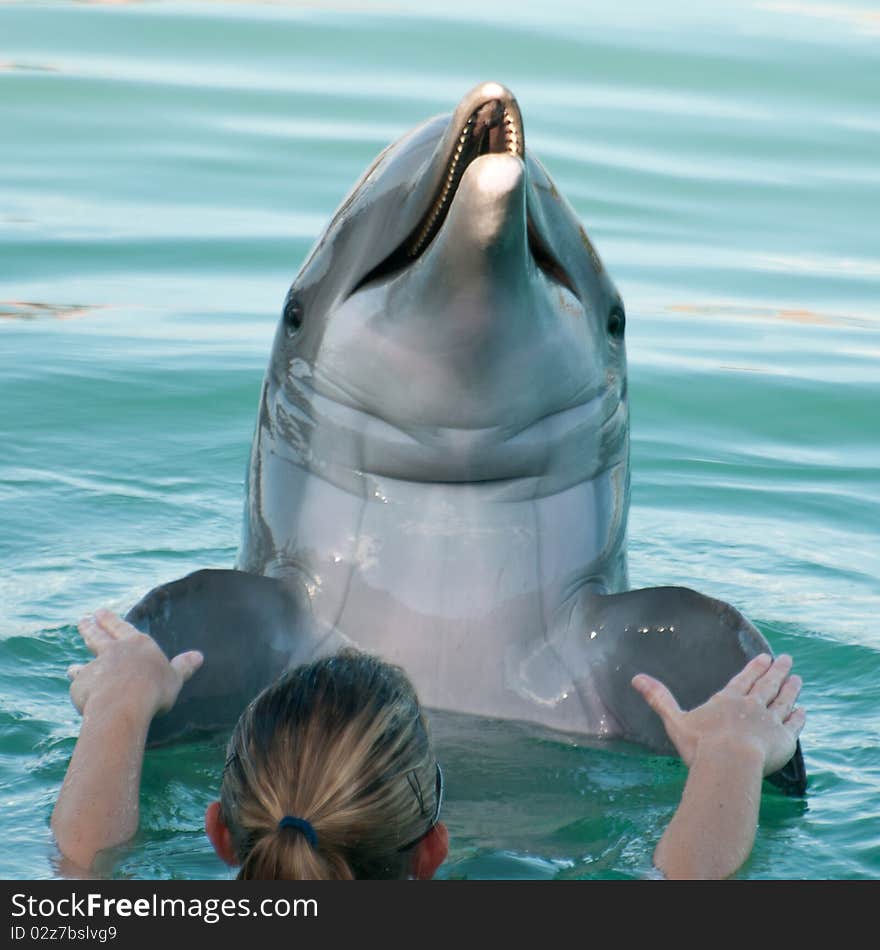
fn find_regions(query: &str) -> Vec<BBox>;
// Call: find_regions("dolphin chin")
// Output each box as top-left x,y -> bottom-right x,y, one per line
432,152 -> 528,262
126,82 -> 806,796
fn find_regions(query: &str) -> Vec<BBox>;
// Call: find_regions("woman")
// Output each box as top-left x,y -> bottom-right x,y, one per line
51,609 -> 805,879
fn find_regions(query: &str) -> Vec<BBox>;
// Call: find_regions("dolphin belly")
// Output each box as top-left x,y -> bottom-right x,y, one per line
242,457 -> 629,734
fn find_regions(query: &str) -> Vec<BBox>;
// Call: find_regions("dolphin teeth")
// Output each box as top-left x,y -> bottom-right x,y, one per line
352,98 -> 526,289
408,118 -> 474,257
503,110 -> 520,155
407,105 -> 523,259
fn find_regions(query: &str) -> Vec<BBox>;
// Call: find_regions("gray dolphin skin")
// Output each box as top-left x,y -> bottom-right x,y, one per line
128,82 -> 805,794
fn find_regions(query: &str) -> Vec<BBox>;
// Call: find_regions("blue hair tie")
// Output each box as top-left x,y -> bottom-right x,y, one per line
278,815 -> 318,848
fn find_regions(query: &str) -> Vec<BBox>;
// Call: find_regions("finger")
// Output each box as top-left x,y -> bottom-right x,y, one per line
93,608 -> 139,640
724,653 -> 773,695
69,683 -> 86,716
783,706 -> 807,738
170,650 -> 204,683
750,654 -> 794,705
631,674 -> 682,727
769,674 -> 802,720
77,615 -> 115,655
66,664 -> 86,681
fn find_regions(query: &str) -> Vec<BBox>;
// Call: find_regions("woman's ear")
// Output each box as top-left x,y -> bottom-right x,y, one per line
411,822 -> 449,880
205,801 -> 238,867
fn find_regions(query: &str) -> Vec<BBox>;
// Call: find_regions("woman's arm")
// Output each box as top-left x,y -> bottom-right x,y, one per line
632,653 -> 806,880
51,610 -> 203,870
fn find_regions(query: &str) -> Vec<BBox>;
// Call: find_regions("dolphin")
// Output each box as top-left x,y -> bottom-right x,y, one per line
127,82 -> 805,794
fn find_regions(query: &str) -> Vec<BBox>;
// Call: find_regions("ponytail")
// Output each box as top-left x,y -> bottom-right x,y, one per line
219,650 -> 440,880
237,826 -> 353,880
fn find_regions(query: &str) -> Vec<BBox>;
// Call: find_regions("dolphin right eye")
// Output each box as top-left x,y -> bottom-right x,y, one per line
283,297 -> 303,334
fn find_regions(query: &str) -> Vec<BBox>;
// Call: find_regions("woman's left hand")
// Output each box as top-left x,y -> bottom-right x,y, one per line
53,611 -> 203,870
68,609 -> 203,720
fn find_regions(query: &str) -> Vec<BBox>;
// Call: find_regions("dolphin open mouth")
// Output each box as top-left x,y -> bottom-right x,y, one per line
354,89 -> 577,296
407,97 -> 524,259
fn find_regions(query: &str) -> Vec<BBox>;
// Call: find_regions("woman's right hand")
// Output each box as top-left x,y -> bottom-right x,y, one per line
635,654 -> 806,879
631,653 -> 806,776
68,608 -> 203,720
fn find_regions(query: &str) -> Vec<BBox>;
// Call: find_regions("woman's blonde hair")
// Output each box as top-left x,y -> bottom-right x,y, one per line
219,649 -> 440,880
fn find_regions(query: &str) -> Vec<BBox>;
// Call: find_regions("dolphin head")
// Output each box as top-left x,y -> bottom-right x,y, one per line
264,81 -> 628,491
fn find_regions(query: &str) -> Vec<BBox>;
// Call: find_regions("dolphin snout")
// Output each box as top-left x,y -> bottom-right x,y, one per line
352,81 -> 527,291
407,83 -> 526,258
441,152 -> 527,256
351,82 -> 574,301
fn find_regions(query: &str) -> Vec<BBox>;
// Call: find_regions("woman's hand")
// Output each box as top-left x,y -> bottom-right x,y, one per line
68,609 -> 203,720
632,653 -> 805,776
52,610 -> 203,871
632,653 -> 807,879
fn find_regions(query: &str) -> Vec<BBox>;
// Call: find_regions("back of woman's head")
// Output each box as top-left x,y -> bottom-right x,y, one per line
219,650 -> 440,880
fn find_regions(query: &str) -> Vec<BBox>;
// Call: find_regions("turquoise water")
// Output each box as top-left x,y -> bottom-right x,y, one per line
2,0 -> 879,879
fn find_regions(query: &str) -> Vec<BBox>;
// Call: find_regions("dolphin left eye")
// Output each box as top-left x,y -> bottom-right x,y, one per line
283,296 -> 303,334
607,304 -> 626,339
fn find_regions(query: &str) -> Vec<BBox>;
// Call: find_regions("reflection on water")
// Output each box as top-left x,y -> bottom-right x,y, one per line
0,300 -> 105,320
758,1 -> 880,34
0,62 -> 59,73
665,303 -> 866,327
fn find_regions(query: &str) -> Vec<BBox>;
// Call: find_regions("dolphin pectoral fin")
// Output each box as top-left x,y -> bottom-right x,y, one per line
578,587 -> 807,796
125,569 -> 325,746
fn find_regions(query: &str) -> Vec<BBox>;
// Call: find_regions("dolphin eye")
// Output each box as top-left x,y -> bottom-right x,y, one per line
283,296 -> 303,334
607,304 -> 625,339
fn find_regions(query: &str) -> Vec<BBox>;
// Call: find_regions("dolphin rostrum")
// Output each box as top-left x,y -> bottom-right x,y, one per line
127,82 -> 805,794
